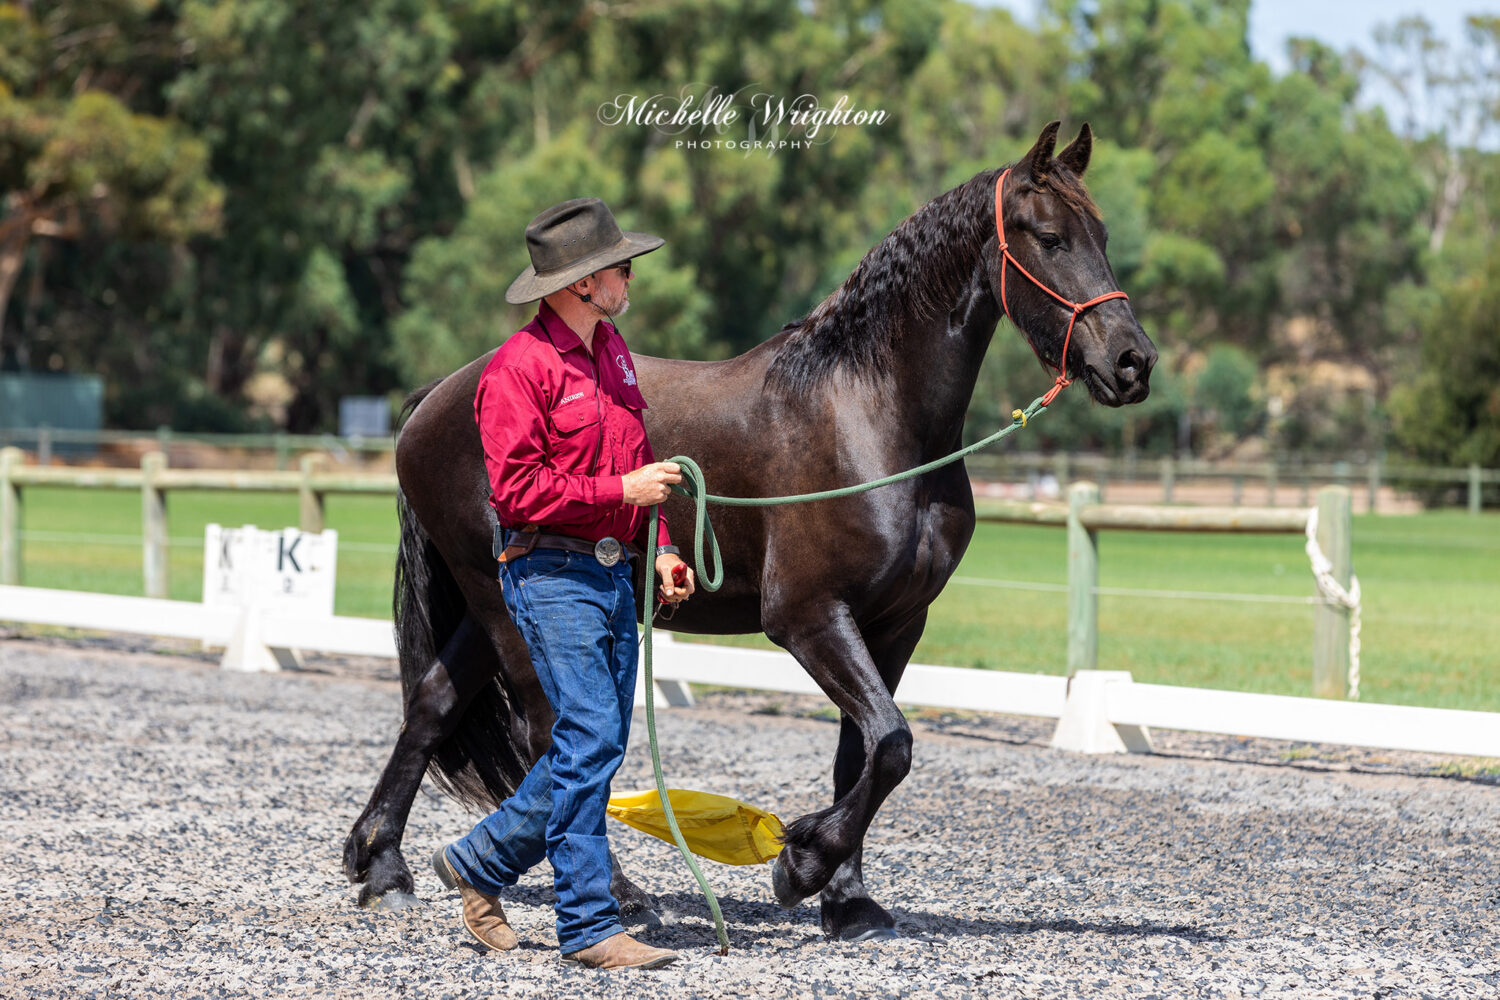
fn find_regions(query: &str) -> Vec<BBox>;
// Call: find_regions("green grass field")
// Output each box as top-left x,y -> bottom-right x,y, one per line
8,486 -> 1498,711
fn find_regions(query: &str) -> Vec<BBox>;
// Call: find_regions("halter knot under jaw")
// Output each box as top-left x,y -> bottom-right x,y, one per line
993,168 -> 1129,407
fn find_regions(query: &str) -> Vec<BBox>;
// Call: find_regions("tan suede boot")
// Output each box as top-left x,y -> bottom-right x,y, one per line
561,931 -> 678,970
432,846 -> 519,952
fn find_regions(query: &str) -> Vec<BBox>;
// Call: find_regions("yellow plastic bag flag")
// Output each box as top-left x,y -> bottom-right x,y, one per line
606,788 -> 784,866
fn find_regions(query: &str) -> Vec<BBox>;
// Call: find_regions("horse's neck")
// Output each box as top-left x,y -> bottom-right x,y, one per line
885,264 -> 1000,460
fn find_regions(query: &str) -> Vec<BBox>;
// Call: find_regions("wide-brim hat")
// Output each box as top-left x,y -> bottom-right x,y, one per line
505,197 -> 665,305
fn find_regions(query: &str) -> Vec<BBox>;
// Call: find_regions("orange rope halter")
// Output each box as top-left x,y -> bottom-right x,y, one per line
994,168 -> 1130,406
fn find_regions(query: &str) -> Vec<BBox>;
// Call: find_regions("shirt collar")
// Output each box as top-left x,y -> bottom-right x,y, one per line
536,300 -> 612,356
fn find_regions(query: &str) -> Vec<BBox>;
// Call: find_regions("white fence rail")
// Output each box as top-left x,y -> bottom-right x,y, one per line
0,585 -> 395,662
2,585 -> 1497,761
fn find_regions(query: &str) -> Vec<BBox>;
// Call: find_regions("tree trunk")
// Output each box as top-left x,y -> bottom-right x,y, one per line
0,228 -> 32,367
1429,158 -> 1466,254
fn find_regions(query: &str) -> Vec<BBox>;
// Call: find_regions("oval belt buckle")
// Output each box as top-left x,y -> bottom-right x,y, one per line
593,537 -> 623,567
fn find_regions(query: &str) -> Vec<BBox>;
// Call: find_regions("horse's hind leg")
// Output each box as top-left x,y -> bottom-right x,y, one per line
343,614 -> 498,908
342,612 -> 664,923
766,606 -> 913,925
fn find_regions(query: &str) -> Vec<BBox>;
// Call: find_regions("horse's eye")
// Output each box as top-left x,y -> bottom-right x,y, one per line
1038,232 -> 1064,250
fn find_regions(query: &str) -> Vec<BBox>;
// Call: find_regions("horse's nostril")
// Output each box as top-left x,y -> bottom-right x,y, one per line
1118,349 -> 1144,376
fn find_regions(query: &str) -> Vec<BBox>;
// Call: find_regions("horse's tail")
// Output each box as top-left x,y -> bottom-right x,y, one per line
392,380 -> 465,720
392,379 -> 529,811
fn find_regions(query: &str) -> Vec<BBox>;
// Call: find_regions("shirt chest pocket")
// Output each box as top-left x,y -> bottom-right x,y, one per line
550,395 -> 600,432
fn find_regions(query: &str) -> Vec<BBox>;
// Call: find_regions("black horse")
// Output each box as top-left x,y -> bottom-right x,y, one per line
343,122 -> 1157,942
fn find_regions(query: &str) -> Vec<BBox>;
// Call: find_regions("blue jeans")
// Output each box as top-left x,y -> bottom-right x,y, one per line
445,548 -> 638,953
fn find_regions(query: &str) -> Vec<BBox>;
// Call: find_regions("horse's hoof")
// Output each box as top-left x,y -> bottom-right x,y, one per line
770,853 -> 807,908
359,889 -> 421,911
620,905 -> 663,931
821,895 -> 897,941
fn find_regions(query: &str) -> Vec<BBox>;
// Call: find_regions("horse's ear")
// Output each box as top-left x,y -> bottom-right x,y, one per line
1025,120 -> 1062,180
1057,122 -> 1092,177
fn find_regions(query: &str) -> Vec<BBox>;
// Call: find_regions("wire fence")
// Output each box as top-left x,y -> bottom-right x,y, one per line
965,452 -> 1496,514
0,426 -> 1493,511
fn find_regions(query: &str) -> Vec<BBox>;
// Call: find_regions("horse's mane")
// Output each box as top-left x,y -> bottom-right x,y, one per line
765,163 -> 1099,391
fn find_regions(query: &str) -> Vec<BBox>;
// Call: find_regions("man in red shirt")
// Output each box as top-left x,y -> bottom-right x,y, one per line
432,198 -> 693,970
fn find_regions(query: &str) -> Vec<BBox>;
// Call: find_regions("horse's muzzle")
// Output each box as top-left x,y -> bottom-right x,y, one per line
1088,339 -> 1155,407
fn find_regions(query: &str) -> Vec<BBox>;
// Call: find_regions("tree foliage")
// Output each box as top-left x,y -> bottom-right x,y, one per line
0,0 -> 1493,462
0,2 -> 221,382
1389,243 -> 1500,466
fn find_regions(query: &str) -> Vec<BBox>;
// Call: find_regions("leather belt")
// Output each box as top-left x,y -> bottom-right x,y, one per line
494,525 -> 641,567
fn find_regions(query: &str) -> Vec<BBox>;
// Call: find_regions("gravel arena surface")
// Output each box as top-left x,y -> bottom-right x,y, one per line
2,635 -> 1498,999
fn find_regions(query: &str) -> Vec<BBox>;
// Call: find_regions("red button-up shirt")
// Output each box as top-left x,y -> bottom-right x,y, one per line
474,301 -> 671,547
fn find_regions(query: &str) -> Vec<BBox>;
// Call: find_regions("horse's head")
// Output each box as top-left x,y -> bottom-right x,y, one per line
984,121 -> 1157,406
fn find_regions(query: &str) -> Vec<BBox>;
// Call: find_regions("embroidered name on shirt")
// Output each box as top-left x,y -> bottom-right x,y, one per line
616,355 -> 638,386
560,391 -> 585,403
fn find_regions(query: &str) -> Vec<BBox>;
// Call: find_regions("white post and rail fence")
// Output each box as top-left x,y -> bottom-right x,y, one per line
1,448 -> 1496,762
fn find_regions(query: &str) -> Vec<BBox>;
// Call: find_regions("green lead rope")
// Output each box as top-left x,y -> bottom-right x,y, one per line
638,393 -> 1053,954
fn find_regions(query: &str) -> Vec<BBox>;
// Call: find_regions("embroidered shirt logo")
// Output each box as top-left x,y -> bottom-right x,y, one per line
615,355 -> 638,386
560,391 -> 585,404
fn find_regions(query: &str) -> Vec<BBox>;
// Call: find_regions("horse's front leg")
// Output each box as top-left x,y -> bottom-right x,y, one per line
815,612 -> 927,941
812,720 -> 896,942
344,613 -> 500,908
765,605 -> 913,922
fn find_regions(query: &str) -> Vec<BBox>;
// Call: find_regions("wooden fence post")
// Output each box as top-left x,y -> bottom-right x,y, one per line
1053,454 -> 1071,491
1160,456 -> 1174,503
1367,461 -> 1381,515
1470,463 -> 1483,516
1266,463 -> 1277,506
142,452 -> 168,599
1312,486 -> 1352,699
300,453 -> 326,533
1067,481 -> 1100,677
1,447 -> 22,585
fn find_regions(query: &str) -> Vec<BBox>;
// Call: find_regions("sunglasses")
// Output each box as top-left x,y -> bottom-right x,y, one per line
609,260 -> 632,279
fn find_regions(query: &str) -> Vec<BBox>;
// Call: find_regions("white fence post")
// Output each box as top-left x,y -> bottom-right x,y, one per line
1050,670 -> 1153,754
1,447 -> 22,586
141,451 -> 168,599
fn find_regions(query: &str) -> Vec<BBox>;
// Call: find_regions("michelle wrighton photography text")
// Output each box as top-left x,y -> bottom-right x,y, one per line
597,86 -> 889,151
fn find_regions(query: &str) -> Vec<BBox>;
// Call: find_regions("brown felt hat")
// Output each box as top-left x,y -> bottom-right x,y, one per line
504,197 -> 665,305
